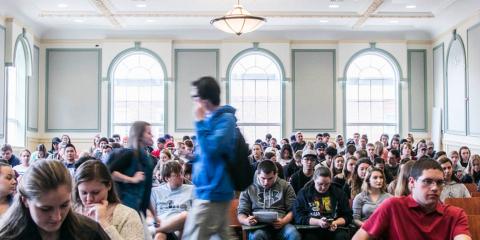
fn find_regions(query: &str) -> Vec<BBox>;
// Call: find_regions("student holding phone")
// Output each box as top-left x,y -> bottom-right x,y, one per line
293,166 -> 352,240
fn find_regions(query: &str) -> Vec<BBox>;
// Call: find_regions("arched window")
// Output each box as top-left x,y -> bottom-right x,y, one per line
7,36 -> 30,147
345,52 -> 399,139
110,51 -> 166,139
229,51 -> 283,144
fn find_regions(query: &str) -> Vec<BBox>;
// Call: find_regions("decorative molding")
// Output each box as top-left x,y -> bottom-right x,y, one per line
292,49 -> 336,132
407,49 -> 428,132
466,22 -> 480,137
433,43 -> 444,112
174,49 -> 219,132
45,48 -> 102,132
353,0 -> 384,29
27,45 -> 40,132
445,32 -> 467,135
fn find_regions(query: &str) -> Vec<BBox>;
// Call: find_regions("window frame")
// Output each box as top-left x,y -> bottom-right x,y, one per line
343,49 -> 403,138
6,34 -> 32,147
226,48 -> 285,143
107,47 -> 168,138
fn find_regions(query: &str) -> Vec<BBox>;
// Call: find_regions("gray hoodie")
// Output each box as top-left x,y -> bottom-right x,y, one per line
237,174 -> 296,218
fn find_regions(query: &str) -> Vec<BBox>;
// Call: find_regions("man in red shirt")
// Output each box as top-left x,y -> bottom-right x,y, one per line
353,158 -> 471,240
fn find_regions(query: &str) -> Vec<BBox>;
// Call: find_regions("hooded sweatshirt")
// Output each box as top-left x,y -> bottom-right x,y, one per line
192,105 -> 236,201
237,173 -> 296,218
293,181 -> 353,225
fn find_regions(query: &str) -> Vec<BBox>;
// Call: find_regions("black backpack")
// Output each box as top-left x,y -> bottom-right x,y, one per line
224,127 -> 254,191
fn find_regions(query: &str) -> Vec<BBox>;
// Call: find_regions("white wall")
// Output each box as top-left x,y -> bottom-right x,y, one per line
8,14 -> 480,153
433,12 -> 480,154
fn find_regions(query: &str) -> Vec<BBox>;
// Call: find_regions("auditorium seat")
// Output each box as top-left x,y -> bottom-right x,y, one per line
465,183 -> 478,194
445,198 -> 480,215
467,215 -> 480,240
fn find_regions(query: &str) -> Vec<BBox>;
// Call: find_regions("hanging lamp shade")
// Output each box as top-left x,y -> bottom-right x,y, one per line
210,3 -> 266,36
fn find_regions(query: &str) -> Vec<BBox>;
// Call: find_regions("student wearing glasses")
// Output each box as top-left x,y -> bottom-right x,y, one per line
353,158 -> 472,240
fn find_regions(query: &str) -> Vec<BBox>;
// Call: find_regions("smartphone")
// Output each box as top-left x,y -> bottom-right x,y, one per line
326,218 -> 334,223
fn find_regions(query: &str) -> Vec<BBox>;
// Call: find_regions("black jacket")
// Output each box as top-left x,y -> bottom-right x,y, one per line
293,181 -> 352,226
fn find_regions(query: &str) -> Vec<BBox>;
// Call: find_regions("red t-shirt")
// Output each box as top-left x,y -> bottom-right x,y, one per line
362,195 -> 470,240
151,149 -> 160,158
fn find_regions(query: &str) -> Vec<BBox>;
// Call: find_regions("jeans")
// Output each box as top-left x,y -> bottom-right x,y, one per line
248,224 -> 301,240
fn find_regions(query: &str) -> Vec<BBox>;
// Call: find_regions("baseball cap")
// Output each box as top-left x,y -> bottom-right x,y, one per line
315,142 -> 327,150
302,149 -> 317,158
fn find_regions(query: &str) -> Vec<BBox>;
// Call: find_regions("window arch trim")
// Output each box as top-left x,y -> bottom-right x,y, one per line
6,34 -> 32,147
107,46 -> 168,136
226,47 -> 286,137
342,47 -> 403,136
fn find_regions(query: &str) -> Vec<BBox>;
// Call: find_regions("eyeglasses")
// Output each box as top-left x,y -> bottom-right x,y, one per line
418,178 -> 446,187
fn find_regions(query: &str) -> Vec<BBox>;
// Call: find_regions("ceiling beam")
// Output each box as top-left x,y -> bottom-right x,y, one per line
89,0 -> 121,27
39,11 -> 433,19
353,0 -> 384,29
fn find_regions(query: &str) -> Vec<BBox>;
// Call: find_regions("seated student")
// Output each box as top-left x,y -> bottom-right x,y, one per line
0,159 -> 109,239
293,166 -> 352,240
283,150 -> 302,182
388,160 -> 415,196
13,149 -> 31,177
100,144 -> 113,164
278,144 -> 293,167
150,160 -> 194,240
385,149 -> 400,180
30,144 -> 50,163
0,144 -> 20,167
237,160 -> 300,240
290,149 -> 316,194
344,158 -> 372,200
0,162 -> 16,217
320,147 -> 338,168
62,144 -> 77,178
373,157 -> 393,184
73,160 -> 145,240
352,167 -> 392,227
255,151 -> 285,180
353,158 -> 472,240
461,154 -> 480,184
438,157 -> 471,202
330,155 -> 345,186
249,143 -> 264,166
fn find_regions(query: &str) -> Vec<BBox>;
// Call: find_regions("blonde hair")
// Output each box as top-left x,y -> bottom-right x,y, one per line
394,160 -> 415,196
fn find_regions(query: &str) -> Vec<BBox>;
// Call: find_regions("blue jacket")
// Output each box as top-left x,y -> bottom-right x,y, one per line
8,155 -> 21,167
192,105 -> 236,201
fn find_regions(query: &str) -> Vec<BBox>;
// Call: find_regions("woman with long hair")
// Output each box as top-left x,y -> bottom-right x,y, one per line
462,154 -> 480,184
107,121 -> 155,217
0,159 -> 109,239
0,162 -> 16,217
352,167 -> 392,227
31,144 -> 49,163
330,155 -> 346,186
74,160 -> 144,240
391,160 -> 415,196
345,158 -> 372,199
278,144 -> 293,167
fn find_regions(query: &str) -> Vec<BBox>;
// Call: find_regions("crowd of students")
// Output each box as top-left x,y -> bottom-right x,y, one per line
0,128 -> 477,239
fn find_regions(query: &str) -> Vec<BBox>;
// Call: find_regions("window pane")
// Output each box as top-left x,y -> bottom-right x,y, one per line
358,79 -> 370,101
112,52 -> 165,140
229,52 -> 282,139
346,53 -> 399,137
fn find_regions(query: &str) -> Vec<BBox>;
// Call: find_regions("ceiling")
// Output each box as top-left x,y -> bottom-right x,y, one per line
1,0 -> 479,40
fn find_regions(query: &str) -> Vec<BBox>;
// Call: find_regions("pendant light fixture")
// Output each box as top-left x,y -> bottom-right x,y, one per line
210,0 -> 267,36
